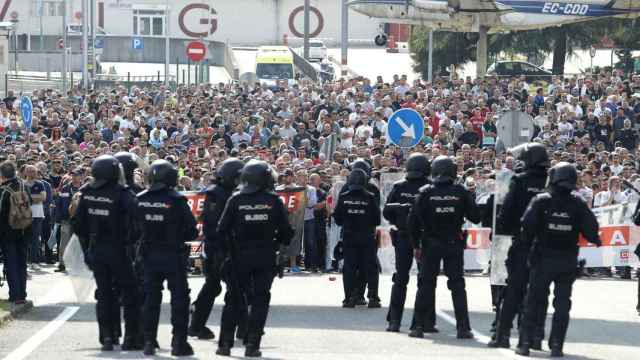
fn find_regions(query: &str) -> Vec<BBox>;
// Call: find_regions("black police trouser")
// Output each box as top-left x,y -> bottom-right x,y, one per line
637,275 -> 640,312
95,282 -> 122,343
143,256 -> 190,343
219,264 -> 272,347
413,240 -> 470,331
495,245 -> 548,341
190,251 -> 224,331
519,254 -> 577,350
93,255 -> 139,342
343,242 -> 378,302
388,231 -> 434,327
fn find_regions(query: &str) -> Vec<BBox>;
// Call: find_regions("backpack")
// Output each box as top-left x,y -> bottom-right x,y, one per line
1,182 -> 33,230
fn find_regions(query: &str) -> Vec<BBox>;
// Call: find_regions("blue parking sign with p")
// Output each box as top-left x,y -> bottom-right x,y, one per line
388,109 -> 425,148
132,37 -> 143,50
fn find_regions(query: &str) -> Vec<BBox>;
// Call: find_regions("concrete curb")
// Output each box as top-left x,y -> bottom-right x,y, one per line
0,300 -> 34,328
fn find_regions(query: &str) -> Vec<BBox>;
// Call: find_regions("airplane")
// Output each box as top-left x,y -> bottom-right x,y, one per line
349,0 -> 640,77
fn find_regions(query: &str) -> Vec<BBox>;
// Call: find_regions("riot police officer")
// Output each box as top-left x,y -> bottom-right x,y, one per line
72,155 -> 140,351
342,159 -> 381,307
408,156 -> 480,339
216,160 -> 293,357
333,168 -> 381,308
515,162 -> 601,357
383,153 -> 434,332
114,151 -> 145,349
136,160 -> 198,356
489,143 -> 550,349
114,152 -> 145,194
189,158 -> 244,340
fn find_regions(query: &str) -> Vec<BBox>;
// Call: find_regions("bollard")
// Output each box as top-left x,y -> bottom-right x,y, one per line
182,69 -> 185,85
158,70 -> 161,82
127,72 -> 131,92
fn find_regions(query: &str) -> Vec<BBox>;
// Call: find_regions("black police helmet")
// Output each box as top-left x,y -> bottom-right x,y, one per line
217,157 -> 244,188
114,151 -> 139,184
512,143 -> 550,170
90,155 -> 121,188
148,159 -> 178,191
351,158 -> 371,178
240,159 -> 274,194
430,155 -> 457,185
347,168 -> 368,191
549,162 -> 577,190
406,153 -> 430,180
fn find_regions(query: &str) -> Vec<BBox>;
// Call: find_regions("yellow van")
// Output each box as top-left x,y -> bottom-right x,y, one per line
255,46 -> 295,88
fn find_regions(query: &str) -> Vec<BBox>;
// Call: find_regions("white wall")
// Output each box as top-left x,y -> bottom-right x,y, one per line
5,0 -> 381,46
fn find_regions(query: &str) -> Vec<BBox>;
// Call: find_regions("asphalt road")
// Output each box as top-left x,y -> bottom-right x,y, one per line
0,267 -> 638,360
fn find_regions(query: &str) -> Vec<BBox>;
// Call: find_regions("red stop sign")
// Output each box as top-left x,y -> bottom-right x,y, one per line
186,41 -> 206,62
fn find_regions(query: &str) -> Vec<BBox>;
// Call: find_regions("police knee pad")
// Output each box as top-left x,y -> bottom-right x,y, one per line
392,272 -> 409,286
447,278 -> 466,292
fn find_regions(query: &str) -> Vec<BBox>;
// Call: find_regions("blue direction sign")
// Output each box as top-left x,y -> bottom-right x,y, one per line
132,37 -> 143,50
388,108 -> 425,148
20,96 -> 33,132
94,37 -> 104,49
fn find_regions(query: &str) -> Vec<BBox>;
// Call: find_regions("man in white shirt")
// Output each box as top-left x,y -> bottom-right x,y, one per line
279,118 -> 297,140
593,176 -> 629,207
297,170 -> 319,271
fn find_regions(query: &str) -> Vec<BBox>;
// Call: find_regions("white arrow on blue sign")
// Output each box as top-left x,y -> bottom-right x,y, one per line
20,96 -> 33,132
388,108 -> 425,148
132,37 -> 143,50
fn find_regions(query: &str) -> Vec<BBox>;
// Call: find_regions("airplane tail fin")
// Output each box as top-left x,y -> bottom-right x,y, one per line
609,0 -> 640,10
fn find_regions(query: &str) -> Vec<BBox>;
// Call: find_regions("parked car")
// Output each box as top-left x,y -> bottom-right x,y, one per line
487,61 -> 552,82
308,39 -> 327,61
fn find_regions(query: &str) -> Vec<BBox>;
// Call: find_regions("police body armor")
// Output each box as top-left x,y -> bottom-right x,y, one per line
383,178 -> 428,244
202,185 -> 234,255
413,183 -> 477,245
137,189 -> 188,258
80,184 -> 128,256
498,170 -> 547,242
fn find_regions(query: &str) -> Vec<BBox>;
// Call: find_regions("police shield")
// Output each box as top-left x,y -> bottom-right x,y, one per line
490,169 -> 513,286
63,235 -> 96,302
496,111 -> 535,152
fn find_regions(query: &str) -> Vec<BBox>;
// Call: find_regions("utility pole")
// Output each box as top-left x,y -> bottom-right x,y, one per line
165,0 -> 170,86
38,0 -> 44,50
91,0 -> 96,83
427,29 -> 433,83
303,0 -> 310,59
62,0 -> 68,93
81,0 -> 88,90
341,0 -> 348,77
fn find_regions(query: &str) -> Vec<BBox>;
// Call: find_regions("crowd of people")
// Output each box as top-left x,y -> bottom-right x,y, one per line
2,70 -> 640,348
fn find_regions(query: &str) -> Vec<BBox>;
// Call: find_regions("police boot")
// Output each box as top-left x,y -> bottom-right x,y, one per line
355,296 -> 368,306
368,298 -> 381,308
530,337 -> 543,351
245,336 -> 262,358
456,329 -> 474,339
408,326 -> 424,339
143,341 -> 156,356
550,344 -> 564,357
342,298 -> 356,308
171,340 -> 194,357
515,343 -> 530,357
487,334 -> 510,348
386,320 -> 400,332
101,337 -> 114,351
121,336 -> 143,351
188,325 -> 215,340
216,342 -> 232,356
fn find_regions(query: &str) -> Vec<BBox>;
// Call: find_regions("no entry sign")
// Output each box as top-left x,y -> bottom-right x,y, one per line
186,41 -> 206,62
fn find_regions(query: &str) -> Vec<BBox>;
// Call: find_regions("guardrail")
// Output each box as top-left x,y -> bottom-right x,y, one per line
3,73 -> 80,96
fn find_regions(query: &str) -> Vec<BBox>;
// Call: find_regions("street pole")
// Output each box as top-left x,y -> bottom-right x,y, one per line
81,0 -> 88,90
165,0 -> 170,86
427,29 -> 433,83
341,0 -> 348,77
61,0 -> 67,94
39,0 -> 44,50
91,0 -> 97,84
303,0 -> 310,60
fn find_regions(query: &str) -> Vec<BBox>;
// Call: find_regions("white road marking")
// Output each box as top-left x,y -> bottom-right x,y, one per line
3,306 -> 79,360
435,308 -> 521,359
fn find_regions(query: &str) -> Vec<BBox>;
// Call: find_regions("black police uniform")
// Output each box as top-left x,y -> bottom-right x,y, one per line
516,163 -> 601,357
136,160 -> 198,356
72,156 -> 140,351
216,160 -> 293,357
491,144 -> 550,348
190,158 -> 247,340
409,156 -> 480,338
633,202 -> 640,315
333,169 -> 381,307
384,153 -> 434,332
